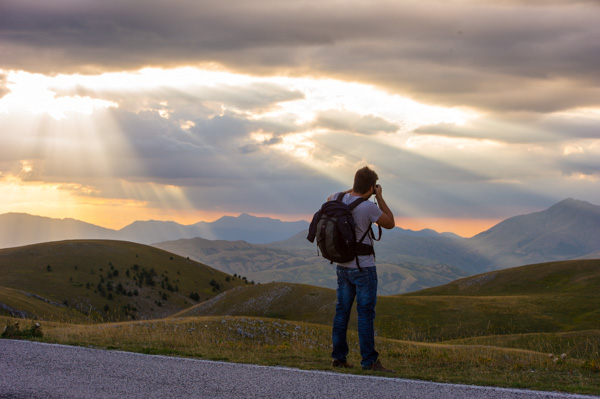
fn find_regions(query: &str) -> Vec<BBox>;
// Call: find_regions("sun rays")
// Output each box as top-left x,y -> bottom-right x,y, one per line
1,64 -> 597,237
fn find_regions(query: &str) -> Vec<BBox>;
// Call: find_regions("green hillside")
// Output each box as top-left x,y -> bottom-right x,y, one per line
374,259 -> 600,341
0,240 -> 248,321
173,282 -> 337,325
407,259 -> 600,296
175,259 -> 600,342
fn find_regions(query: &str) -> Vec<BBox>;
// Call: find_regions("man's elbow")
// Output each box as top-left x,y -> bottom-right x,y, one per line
378,215 -> 395,230
383,221 -> 395,230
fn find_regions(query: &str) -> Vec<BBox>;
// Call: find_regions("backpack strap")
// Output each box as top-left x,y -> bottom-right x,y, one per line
370,224 -> 383,241
335,192 -> 367,210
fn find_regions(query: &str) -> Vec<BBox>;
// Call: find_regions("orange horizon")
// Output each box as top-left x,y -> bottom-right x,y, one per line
4,208 -> 499,238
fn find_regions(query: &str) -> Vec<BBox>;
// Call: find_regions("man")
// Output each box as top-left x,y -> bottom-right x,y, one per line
330,166 -> 395,372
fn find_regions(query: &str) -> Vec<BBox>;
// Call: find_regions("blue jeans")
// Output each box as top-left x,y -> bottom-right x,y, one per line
331,265 -> 379,368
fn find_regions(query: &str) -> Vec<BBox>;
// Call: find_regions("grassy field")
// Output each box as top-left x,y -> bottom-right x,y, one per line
2,314 -> 599,395
1,241 -> 600,394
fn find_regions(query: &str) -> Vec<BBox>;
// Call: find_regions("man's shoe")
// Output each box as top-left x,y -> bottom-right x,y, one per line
332,359 -> 354,368
362,360 -> 396,373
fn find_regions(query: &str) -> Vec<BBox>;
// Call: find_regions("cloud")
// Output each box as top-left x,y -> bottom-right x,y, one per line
313,109 -> 399,135
1,1 -> 599,235
414,107 -> 600,145
2,0 -> 599,113
0,74 -> 9,98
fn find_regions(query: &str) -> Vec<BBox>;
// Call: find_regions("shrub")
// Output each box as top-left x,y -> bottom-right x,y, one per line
1,322 -> 43,339
209,279 -> 221,291
97,283 -> 106,297
190,292 -> 200,301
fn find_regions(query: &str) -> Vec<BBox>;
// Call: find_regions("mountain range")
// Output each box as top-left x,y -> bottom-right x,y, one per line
0,212 -> 309,248
154,198 -> 600,294
1,198 -> 598,294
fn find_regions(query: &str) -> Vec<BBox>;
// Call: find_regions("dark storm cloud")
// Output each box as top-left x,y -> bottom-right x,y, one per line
1,0 -> 598,113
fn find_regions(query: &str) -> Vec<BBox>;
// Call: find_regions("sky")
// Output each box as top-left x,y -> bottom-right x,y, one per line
0,0 -> 598,237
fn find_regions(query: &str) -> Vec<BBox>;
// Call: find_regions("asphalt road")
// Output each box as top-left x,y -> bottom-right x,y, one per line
1,340 -> 597,399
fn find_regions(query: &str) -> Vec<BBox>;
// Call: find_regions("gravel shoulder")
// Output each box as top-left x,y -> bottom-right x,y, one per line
1,340 -> 597,399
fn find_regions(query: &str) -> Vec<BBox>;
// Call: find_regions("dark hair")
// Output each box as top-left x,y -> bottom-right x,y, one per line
353,166 -> 378,194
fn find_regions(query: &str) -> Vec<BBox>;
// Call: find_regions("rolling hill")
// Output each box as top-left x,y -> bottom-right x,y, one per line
174,259 -> 600,342
0,240 -> 249,322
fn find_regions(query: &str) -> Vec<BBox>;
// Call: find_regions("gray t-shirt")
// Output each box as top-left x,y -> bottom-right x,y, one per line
329,192 -> 383,269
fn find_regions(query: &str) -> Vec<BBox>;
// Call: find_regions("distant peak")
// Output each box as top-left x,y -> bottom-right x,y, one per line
556,198 -> 577,205
550,198 -> 596,210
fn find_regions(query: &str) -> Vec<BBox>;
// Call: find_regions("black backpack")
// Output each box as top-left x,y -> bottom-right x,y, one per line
307,192 -> 380,270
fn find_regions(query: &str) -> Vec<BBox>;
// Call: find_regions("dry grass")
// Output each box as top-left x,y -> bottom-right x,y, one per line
3,315 -> 599,395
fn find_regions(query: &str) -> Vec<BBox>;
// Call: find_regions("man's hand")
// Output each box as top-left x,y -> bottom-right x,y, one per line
374,184 -> 395,229
374,184 -> 382,198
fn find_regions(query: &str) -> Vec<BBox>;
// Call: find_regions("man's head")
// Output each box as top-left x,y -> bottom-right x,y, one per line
353,166 -> 379,195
